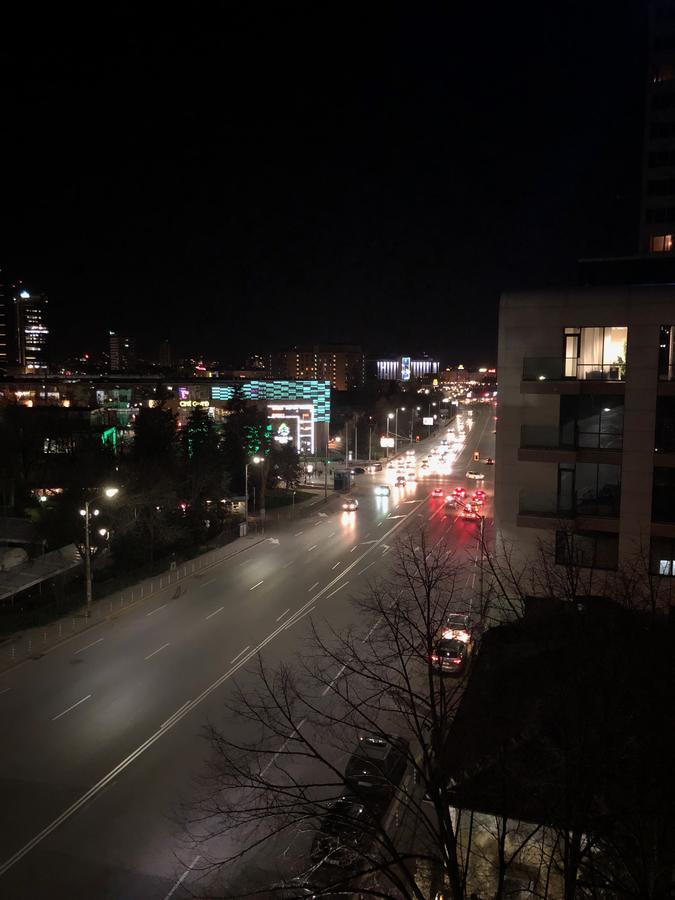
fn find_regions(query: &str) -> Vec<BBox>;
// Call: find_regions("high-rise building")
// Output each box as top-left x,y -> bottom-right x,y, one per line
269,345 -> 365,391
159,339 -> 172,368
640,2 -> 675,254
109,331 -> 136,372
0,271 -> 7,369
14,287 -> 49,373
494,286 -> 675,608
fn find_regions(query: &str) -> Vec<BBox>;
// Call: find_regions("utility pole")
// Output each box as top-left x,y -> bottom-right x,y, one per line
324,435 -> 328,501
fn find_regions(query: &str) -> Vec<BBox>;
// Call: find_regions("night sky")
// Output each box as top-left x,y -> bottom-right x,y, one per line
1,3 -> 647,366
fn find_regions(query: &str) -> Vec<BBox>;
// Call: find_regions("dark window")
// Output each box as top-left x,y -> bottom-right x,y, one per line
647,177 -> 675,195
649,148 -> 675,167
652,467 -> 675,522
557,463 -> 621,517
652,90 -> 675,108
555,530 -> 619,570
654,35 -> 675,51
646,206 -> 675,223
559,395 -> 624,450
650,120 -> 675,138
655,396 -> 675,450
650,537 -> 675,575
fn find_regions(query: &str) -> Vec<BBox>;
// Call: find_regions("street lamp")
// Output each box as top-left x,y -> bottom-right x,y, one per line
245,455 -> 262,529
80,486 -> 120,617
386,413 -> 394,458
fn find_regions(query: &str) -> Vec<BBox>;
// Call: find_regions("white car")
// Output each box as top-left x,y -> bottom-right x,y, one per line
466,470 -> 485,480
342,498 -> 359,511
374,485 -> 391,496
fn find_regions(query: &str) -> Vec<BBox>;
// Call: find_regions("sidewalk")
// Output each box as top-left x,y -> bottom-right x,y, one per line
0,488 -> 343,674
0,531 -> 270,674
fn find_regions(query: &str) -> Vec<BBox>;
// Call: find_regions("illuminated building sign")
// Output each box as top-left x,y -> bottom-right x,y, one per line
179,400 -> 210,408
210,380 -> 330,422
401,356 -> 411,382
274,422 -> 292,444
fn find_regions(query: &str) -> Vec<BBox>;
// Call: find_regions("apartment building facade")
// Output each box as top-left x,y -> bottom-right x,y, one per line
495,287 -> 675,585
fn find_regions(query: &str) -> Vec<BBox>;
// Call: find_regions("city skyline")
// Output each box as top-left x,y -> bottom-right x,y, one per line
1,3 -> 646,362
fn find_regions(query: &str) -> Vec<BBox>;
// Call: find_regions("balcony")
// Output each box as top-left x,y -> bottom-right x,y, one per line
517,490 -> 620,531
518,425 -> 622,464
522,358 -> 625,383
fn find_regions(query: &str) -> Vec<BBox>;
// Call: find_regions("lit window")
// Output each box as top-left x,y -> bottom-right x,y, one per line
650,234 -> 673,252
659,559 -> 675,576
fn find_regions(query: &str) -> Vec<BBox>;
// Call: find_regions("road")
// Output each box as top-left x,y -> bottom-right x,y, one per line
0,403 -> 496,899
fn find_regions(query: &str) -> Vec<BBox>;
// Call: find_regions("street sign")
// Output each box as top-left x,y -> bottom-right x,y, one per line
380,436 -> 395,448
422,417 -> 434,426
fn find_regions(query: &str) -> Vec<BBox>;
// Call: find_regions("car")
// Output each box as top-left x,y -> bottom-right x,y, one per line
342,498 -> 359,511
471,493 -> 485,507
374,484 -> 391,496
453,486 -> 467,499
386,463 -> 395,470
486,457 -> 494,465
351,466 -> 366,475
473,488 -> 486,500
460,503 -> 480,520
431,487 -> 444,497
395,475 -> 406,486
367,463 -> 383,473
405,449 -> 416,457
466,470 -> 485,480
444,495 -> 456,507
344,735 -> 409,798
406,473 -> 417,482
444,613 -> 472,642
310,796 -> 376,869
430,637 -> 469,675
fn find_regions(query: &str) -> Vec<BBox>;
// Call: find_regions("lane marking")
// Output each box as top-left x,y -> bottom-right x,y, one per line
146,603 -> 168,617
327,531 -> 336,538
307,544 -> 318,552
200,577 -> 217,587
250,580 -> 264,591
145,643 -> 170,661
321,664 -> 347,696
0,494 -> 427,878
326,582 -> 349,599
283,560 -> 294,568
308,582 -> 319,591
260,719 -> 307,776
73,638 -> 104,655
0,688 -> 10,696
294,531 -> 304,536
284,607 -> 315,629
276,608 -> 290,622
205,606 -> 224,620
161,701 -> 191,731
356,561 -> 377,577
162,854 -> 202,900
230,646 -> 250,665
331,561 -> 341,570
52,694 -> 92,722
239,559 -> 253,567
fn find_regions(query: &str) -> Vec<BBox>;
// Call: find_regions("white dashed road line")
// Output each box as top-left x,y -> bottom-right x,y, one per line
250,580 -> 264,591
205,606 -> 224,620
73,638 -> 104,655
52,694 -> 92,722
230,646 -> 250,665
145,643 -> 170,661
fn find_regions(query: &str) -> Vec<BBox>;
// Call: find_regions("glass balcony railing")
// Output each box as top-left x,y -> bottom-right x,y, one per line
518,491 -> 620,519
520,425 -> 623,451
522,358 -> 626,382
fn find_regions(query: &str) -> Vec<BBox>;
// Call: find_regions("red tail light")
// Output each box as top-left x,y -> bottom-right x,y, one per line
451,658 -> 462,665
430,654 -> 439,662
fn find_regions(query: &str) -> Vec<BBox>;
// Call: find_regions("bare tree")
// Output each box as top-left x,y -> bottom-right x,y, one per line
180,529 -> 510,899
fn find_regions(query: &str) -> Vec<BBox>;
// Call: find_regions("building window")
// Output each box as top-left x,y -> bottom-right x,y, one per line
650,233 -> 674,252
558,463 -> 621,517
655,397 -> 675,450
653,63 -> 675,83
555,530 -> 619,570
650,537 -> 675,575
559,395 -> 624,450
650,120 -> 675,139
563,325 -> 627,380
652,467 -> 675,522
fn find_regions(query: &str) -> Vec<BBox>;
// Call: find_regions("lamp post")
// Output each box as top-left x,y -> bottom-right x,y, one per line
244,456 -> 262,529
387,413 -> 394,458
368,416 -> 374,461
80,486 -> 119,618
412,407 -> 420,444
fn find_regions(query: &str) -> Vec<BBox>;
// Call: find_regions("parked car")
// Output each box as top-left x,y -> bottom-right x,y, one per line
466,470 -> 485,480
310,796 -> 376,869
430,636 -> 469,675
344,735 -> 409,798
342,497 -> 359,511
351,466 -> 366,475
